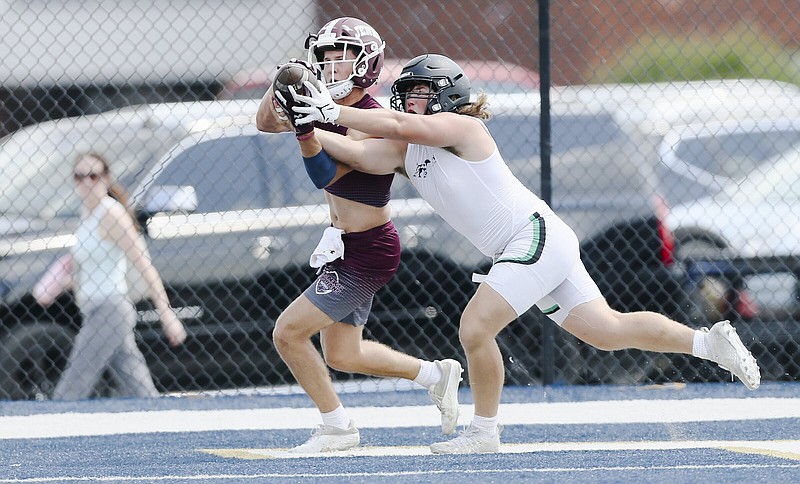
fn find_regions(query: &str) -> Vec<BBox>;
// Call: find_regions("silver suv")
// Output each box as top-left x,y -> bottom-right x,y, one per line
0,102 -> 468,398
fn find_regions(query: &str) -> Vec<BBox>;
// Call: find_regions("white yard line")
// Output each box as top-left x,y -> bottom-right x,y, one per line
200,439 -> 800,460
2,397 -> 799,440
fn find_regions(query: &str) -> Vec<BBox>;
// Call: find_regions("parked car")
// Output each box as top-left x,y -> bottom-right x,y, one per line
6,83 -> 756,399
564,79 -> 800,206
564,79 -> 800,328
665,147 -> 800,380
0,99 -> 262,231
491,79 -> 800,313
667,147 -> 800,260
488,80 -> 800,383
0,99 -> 264,398
0,101 -> 473,399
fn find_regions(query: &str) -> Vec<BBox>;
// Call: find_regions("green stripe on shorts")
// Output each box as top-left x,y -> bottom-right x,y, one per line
495,212 -> 545,265
541,304 -> 560,315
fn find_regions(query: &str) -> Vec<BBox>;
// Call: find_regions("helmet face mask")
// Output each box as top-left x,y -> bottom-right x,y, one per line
315,44 -> 359,99
390,54 -> 471,114
305,17 -> 385,100
390,83 -> 434,113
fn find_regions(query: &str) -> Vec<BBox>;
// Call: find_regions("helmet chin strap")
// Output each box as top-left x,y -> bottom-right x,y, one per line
328,80 -> 354,100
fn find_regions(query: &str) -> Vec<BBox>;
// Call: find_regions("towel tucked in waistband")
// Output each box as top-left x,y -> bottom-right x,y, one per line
310,226 -> 345,269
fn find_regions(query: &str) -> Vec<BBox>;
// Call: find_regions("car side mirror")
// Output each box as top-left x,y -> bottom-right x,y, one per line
142,185 -> 199,214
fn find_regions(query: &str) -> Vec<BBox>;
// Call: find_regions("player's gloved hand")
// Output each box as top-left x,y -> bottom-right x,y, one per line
272,58 -> 322,138
291,80 -> 341,125
273,89 -> 313,137
270,94 -> 289,122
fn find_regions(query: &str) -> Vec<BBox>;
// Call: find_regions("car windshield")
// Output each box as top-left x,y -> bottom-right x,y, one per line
488,112 -> 647,197
726,147 -> 800,204
674,128 -> 800,181
0,116 -> 184,221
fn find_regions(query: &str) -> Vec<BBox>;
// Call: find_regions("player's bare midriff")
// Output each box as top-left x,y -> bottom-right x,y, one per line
325,191 -> 391,233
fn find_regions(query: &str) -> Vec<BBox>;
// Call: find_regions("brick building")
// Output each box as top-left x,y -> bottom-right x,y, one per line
318,0 -> 800,85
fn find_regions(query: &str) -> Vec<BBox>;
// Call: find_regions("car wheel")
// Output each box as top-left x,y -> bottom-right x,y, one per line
673,229 -> 730,261
0,323 -> 75,400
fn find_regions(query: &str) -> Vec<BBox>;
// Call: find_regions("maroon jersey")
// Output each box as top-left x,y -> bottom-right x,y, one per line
319,94 -> 394,207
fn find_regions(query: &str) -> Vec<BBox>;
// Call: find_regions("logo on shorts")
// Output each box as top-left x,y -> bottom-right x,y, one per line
315,269 -> 341,295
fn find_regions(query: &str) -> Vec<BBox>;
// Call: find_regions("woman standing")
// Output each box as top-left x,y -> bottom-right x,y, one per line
34,152 -> 186,399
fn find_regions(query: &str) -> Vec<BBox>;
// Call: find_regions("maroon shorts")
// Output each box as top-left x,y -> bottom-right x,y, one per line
303,221 -> 401,326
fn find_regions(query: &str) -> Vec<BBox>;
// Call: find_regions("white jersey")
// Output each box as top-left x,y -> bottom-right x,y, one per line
72,197 -> 129,304
404,143 -> 551,257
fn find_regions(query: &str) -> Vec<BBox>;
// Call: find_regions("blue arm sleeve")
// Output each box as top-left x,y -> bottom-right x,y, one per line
303,149 -> 337,189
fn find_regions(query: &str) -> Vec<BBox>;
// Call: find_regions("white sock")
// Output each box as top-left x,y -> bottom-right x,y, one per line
321,405 -> 351,430
692,330 -> 711,359
471,414 -> 499,433
413,360 -> 442,388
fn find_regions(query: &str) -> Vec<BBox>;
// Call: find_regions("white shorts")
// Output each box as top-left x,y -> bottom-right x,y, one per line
483,211 -> 602,325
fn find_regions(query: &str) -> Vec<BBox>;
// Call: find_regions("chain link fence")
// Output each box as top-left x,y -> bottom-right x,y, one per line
1,0 -> 799,400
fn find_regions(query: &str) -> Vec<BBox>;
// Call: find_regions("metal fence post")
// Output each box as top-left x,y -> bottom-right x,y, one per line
538,0 -> 555,386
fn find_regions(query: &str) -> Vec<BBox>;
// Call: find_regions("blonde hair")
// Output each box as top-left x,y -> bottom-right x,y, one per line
456,91 -> 491,120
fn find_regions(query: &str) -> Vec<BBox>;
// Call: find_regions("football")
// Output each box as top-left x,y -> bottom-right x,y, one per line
273,62 -> 312,97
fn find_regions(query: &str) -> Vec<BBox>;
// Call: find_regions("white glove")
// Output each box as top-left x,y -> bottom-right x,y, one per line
291,80 -> 341,125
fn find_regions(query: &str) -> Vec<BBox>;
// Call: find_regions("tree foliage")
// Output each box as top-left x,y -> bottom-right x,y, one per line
590,24 -> 800,85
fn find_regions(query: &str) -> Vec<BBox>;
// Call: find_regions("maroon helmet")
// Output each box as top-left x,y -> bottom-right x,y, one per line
305,17 -> 385,99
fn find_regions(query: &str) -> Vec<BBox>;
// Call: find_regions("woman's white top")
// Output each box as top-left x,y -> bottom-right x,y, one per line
72,197 -> 128,304
404,143 -> 551,257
